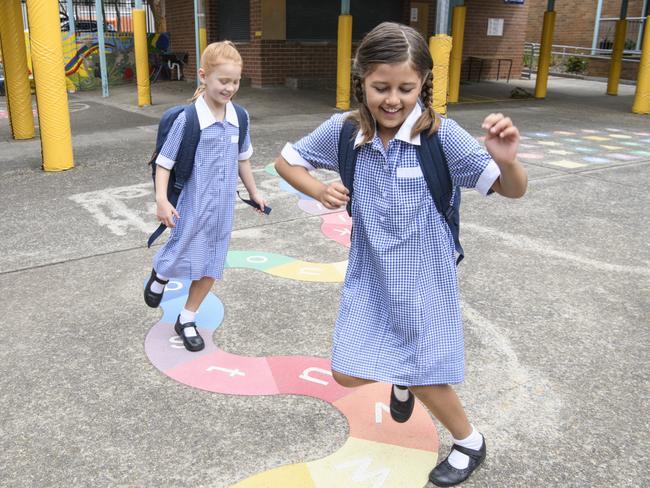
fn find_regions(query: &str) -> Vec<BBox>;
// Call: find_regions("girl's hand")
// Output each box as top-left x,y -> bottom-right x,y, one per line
156,199 -> 180,228
482,113 -> 520,166
319,182 -> 350,209
250,193 -> 268,213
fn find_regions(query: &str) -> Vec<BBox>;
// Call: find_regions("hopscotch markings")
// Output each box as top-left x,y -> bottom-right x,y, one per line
464,222 -> 650,276
321,211 -> 352,247
267,356 -> 350,403
167,349 -> 279,396
69,182 -> 153,236
375,403 -> 390,424
145,322 -> 218,372
232,462 -> 316,488
334,383 -> 438,452
307,438 -> 436,488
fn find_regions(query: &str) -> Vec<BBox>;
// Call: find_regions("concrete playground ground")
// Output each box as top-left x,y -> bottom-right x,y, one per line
0,76 -> 648,488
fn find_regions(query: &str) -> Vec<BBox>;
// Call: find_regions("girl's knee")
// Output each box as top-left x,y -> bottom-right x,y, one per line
332,371 -> 374,388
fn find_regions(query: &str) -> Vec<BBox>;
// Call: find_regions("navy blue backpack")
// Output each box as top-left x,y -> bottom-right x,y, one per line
147,102 -> 248,247
338,119 -> 465,264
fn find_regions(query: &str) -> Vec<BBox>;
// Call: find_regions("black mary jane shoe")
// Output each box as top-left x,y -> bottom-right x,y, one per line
390,385 -> 415,423
429,437 -> 486,487
174,318 -> 205,352
144,269 -> 169,308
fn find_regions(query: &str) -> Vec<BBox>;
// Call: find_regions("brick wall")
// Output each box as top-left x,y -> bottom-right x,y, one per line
165,1 -> 198,80
461,0 -> 528,81
526,0 -> 647,48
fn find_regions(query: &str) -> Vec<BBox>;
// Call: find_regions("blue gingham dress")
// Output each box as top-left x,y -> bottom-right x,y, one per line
153,99 -> 252,281
281,107 -> 500,385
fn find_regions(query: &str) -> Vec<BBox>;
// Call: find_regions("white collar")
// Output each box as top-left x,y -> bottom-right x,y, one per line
195,95 -> 239,130
353,104 -> 422,148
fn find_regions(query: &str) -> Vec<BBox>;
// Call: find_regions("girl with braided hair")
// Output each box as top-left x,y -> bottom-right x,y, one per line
275,22 -> 526,486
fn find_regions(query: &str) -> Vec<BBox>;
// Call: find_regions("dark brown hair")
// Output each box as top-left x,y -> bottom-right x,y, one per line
349,22 -> 440,145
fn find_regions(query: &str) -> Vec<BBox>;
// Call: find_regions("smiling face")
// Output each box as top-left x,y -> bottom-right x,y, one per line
362,61 -> 423,142
198,59 -> 242,108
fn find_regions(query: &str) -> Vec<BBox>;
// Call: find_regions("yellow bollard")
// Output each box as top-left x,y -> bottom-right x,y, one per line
133,8 -> 151,106
607,19 -> 627,96
535,10 -> 556,99
448,5 -> 466,104
336,15 -> 352,111
0,0 -> 35,139
429,34 -> 452,116
25,0 -> 74,171
632,16 -> 650,114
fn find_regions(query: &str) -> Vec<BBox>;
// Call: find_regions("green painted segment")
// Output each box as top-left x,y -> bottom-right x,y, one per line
631,150 -> 650,157
226,251 -> 295,271
264,163 -> 279,176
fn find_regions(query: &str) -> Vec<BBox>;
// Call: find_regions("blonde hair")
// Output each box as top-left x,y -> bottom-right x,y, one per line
349,22 -> 440,145
191,41 -> 243,101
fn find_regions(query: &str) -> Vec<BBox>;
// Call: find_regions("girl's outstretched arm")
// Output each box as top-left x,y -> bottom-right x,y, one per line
275,156 -> 349,209
482,113 -> 528,198
238,159 -> 267,212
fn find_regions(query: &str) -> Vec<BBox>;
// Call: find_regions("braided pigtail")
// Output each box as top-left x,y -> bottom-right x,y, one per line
412,71 -> 439,138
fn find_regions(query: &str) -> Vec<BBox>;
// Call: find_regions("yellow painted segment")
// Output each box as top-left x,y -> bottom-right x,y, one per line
549,160 -> 586,169
336,15 -> 352,110
267,260 -> 346,283
448,5 -> 466,104
607,19 -> 627,96
535,10 -> 556,99
307,437 -> 436,488
632,15 -> 650,114
429,34 -> 452,116
25,0 -> 74,171
0,0 -> 35,139
133,9 -> 151,107
233,463 -> 315,488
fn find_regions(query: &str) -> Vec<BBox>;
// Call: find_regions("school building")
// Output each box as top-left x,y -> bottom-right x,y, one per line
161,0 -> 648,87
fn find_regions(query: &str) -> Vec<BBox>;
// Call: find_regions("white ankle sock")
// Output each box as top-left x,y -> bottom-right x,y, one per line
179,308 -> 197,337
448,426 -> 483,470
393,385 -> 410,402
150,272 -> 169,294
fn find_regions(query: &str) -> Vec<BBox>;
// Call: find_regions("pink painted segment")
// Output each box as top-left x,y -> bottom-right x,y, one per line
334,383 -> 439,452
167,349 -> 279,396
298,199 -> 338,216
267,356 -> 353,404
145,322 -> 218,372
321,211 -> 352,248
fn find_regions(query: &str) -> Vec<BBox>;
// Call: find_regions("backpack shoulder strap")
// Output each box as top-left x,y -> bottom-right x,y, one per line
147,104 -> 200,249
171,104 -> 200,197
338,119 -> 359,216
418,132 -> 464,264
232,103 -> 248,155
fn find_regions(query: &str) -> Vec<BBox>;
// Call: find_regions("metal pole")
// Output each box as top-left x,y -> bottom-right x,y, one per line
193,0 -> 201,87
95,0 -> 109,97
592,0 -> 604,54
436,0 -> 450,35
66,0 -> 75,36
341,0 -> 350,15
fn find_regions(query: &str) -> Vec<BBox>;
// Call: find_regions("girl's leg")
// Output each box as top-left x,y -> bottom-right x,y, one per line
176,276 -> 215,351
185,276 -> 216,311
331,371 -> 376,388
410,385 -> 485,485
409,384 -> 471,439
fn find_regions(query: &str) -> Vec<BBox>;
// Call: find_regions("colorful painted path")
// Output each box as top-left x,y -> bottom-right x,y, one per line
145,167 -> 439,487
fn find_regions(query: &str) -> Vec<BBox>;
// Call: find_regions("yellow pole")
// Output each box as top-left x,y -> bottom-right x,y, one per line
25,0 -> 74,171
198,0 -> 207,55
535,10 -> 556,99
133,8 -> 151,106
607,19 -> 628,95
0,0 -> 35,139
448,5 -> 466,104
336,15 -> 352,110
429,34 -> 452,116
632,15 -> 650,114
